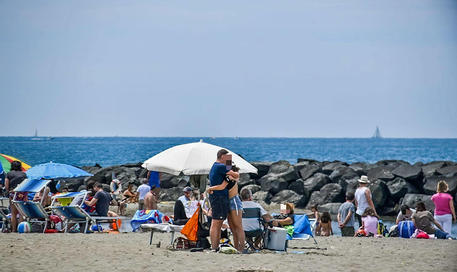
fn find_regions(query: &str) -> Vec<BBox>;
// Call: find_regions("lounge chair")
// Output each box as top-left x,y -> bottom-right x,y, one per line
242,207 -> 267,251
51,191 -> 124,233
12,179 -> 51,233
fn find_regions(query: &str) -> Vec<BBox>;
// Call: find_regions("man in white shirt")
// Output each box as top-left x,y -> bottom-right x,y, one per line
136,179 -> 151,210
240,188 -> 271,231
178,186 -> 195,218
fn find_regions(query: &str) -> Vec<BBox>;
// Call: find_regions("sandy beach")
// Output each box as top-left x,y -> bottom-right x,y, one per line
1,231 -> 456,272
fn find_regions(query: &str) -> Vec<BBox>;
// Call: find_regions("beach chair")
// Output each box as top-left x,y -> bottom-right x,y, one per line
12,179 -> 52,233
284,214 -> 318,251
242,207 -> 267,251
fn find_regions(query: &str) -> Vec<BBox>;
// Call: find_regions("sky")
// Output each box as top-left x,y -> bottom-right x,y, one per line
1,0 -> 456,138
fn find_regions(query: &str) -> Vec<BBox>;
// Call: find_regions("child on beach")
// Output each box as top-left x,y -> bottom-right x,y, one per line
356,207 -> 378,237
316,211 -> 333,236
337,192 -> 356,237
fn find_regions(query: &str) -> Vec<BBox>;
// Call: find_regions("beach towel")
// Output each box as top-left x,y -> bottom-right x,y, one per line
130,209 -> 167,232
181,206 -> 200,241
290,214 -> 313,240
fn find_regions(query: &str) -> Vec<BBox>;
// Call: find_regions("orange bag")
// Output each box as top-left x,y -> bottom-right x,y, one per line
181,206 -> 200,241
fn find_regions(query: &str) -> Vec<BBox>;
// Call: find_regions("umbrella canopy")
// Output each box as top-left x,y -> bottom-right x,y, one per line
26,162 -> 93,180
142,140 -> 258,176
0,154 -> 31,173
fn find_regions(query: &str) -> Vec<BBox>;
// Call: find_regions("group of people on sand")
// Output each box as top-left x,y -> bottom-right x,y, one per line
311,175 -> 456,239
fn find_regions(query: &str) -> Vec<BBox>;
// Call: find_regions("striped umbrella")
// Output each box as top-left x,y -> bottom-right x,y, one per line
0,154 -> 31,173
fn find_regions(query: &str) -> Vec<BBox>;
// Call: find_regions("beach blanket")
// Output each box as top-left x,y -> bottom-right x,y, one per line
130,210 -> 171,232
290,214 -> 313,240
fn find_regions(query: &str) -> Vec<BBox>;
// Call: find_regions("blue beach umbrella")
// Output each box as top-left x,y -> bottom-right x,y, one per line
26,162 -> 93,180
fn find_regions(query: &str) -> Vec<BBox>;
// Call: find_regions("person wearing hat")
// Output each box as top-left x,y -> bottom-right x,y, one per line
354,175 -> 378,226
173,187 -> 193,225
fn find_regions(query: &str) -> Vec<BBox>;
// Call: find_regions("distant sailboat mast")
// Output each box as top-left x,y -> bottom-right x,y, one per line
34,129 -> 38,137
372,126 -> 382,138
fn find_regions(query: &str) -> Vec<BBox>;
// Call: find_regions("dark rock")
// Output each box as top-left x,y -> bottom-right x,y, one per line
437,165 -> 457,177
288,179 -> 306,196
421,161 -> 448,177
269,179 -> 290,195
392,164 -> 422,182
296,164 -> 321,180
321,161 -> 348,175
305,183 -> 344,208
101,184 -> 111,193
423,176 -> 457,195
238,174 -> 255,188
160,173 -> 181,189
367,166 -> 395,182
349,162 -> 368,175
268,161 -> 291,174
401,194 -> 435,212
252,191 -> 272,204
316,203 -> 341,220
77,185 -> 87,192
160,187 -> 183,201
329,166 -> 358,183
381,206 -> 397,216
242,184 -> 261,195
369,180 -> 389,207
338,177 -> 359,193
270,190 -> 307,208
386,177 -> 408,201
303,173 -> 331,192
61,178 -> 84,192
375,160 -> 409,169
297,158 -> 320,164
251,162 -> 272,178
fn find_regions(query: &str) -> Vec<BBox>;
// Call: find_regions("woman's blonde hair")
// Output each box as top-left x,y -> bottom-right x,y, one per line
437,180 -> 449,193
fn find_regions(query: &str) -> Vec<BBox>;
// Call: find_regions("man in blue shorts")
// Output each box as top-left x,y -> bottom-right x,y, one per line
209,149 -> 239,251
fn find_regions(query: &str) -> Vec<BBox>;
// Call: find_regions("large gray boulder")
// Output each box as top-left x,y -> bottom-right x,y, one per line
392,164 -> 422,182
160,173 -> 181,189
349,162 -> 368,175
268,161 -> 292,174
288,179 -> 306,196
401,194 -> 435,212
238,173 -> 256,188
251,162 -> 272,178
421,161 -> 447,177
386,177 -> 408,201
318,203 -> 342,219
423,176 -> 457,195
252,191 -> 272,204
437,165 -> 457,177
338,177 -> 359,193
259,174 -> 289,194
369,180 -> 389,207
367,166 -> 395,182
294,161 -> 321,180
321,161 -> 348,175
329,166 -> 358,183
303,173 -> 331,192
242,184 -> 261,195
305,183 -> 344,208
160,187 -> 183,201
270,190 -> 307,208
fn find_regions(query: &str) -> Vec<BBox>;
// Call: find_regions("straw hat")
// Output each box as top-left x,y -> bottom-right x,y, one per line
358,175 -> 370,184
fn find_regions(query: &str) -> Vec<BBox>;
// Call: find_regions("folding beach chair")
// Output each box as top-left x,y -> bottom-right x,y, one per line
284,214 -> 318,251
242,207 -> 267,251
12,179 -> 52,233
51,191 -> 124,233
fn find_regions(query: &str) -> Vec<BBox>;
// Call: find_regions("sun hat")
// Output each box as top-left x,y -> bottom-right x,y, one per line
358,175 -> 370,184
183,186 -> 192,192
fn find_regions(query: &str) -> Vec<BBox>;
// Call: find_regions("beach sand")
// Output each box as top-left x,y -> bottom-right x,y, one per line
1,232 -> 456,272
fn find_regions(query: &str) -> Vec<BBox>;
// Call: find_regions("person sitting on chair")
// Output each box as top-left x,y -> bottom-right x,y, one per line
144,185 -> 159,210
272,203 -> 294,227
84,183 -> 118,217
240,188 -> 271,249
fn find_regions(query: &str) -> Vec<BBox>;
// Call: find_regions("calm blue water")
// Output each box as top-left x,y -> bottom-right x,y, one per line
0,137 -> 456,167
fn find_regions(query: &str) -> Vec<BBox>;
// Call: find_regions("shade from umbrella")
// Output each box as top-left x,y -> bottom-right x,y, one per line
0,154 -> 31,173
142,140 -> 258,176
26,162 -> 93,180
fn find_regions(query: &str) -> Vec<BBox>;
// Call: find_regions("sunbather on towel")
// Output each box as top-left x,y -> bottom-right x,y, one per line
84,182 -> 118,217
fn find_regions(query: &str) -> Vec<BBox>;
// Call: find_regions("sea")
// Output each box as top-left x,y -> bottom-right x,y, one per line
0,137 -> 456,167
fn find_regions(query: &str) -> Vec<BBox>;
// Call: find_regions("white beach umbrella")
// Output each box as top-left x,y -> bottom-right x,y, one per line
142,140 -> 258,176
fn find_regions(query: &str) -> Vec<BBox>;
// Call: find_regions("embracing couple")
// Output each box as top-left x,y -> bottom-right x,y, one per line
207,149 -> 245,252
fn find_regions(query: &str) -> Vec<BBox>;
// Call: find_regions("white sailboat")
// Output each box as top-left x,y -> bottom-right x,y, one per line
31,129 -> 53,141
372,126 -> 382,139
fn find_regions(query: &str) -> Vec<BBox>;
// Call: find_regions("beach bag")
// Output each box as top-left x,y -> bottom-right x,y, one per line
181,205 -> 200,241
388,225 -> 399,237
174,237 -> 191,250
398,220 -> 415,238
377,220 -> 388,237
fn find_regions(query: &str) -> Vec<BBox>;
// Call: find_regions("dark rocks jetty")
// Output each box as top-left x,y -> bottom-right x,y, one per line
73,159 -> 457,216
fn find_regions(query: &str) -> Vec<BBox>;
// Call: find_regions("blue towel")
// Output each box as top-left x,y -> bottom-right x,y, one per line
130,210 -> 166,232
291,214 -> 313,240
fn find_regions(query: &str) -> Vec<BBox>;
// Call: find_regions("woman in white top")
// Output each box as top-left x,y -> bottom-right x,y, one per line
354,176 -> 378,226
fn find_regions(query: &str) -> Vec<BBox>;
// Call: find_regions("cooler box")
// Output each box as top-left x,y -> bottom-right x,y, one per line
265,227 -> 287,251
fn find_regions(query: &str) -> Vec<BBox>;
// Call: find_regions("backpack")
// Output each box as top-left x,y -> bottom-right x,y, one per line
377,220 -> 388,237
173,237 -> 196,250
398,220 -> 415,238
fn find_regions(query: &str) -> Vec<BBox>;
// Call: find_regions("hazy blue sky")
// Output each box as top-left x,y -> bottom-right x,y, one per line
1,0 -> 456,138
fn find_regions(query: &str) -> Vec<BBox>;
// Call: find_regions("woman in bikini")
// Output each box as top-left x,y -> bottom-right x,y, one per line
207,164 -> 245,253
